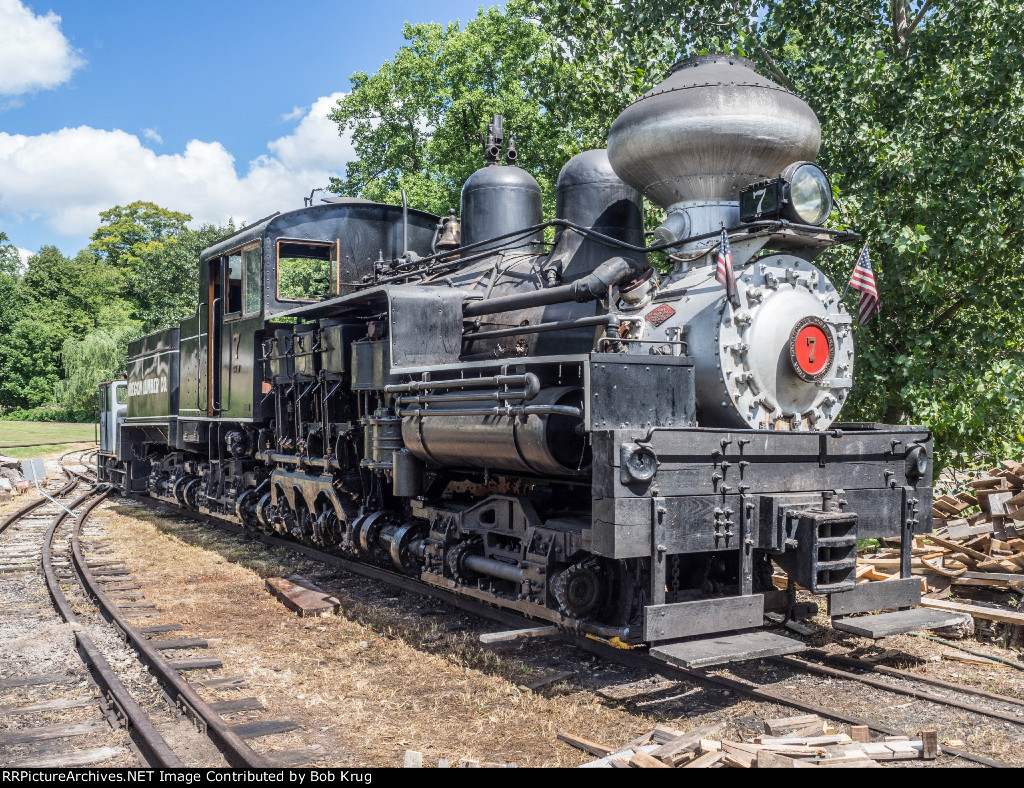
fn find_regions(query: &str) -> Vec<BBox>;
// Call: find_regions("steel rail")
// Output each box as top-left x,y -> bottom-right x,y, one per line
0,473 -> 79,536
71,495 -> 269,768
805,649 -> 1024,710
771,654 -> 1024,728
39,488 -> 182,767
126,492 -> 1009,768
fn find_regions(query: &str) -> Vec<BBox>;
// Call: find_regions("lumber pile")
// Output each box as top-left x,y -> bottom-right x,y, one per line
855,457 -> 1024,646
932,459 -> 1024,541
561,715 -> 941,768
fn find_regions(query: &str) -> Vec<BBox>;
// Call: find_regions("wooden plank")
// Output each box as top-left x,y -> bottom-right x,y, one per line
190,676 -> 248,689
265,746 -> 327,768
5,746 -> 126,768
651,630 -> 804,669
557,731 -> 612,757
764,714 -> 820,735
648,722 -> 724,762
168,657 -> 223,671
265,575 -> 341,617
137,624 -> 183,634
0,696 -> 94,714
230,719 -> 298,739
0,673 -> 76,690
923,535 -> 989,561
480,625 -> 559,645
832,608 -> 967,638
758,735 -> 852,747
828,577 -> 920,616
920,597 -> 1024,626
683,751 -> 724,768
0,720 -> 109,746
756,751 -> 818,768
919,730 -> 938,759
629,751 -> 670,768
149,638 -> 208,650
208,697 -> 266,714
851,726 -> 869,743
643,594 -> 764,641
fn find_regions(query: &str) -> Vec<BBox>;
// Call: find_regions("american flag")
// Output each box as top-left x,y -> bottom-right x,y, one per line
716,227 -> 735,301
847,243 -> 880,325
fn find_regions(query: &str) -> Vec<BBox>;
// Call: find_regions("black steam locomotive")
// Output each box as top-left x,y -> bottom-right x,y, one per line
98,56 -> 957,667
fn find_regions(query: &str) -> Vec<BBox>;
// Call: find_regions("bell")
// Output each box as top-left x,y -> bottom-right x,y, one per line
436,216 -> 462,251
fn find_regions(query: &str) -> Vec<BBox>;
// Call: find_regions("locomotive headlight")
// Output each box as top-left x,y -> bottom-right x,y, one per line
739,162 -> 833,226
780,161 -> 833,225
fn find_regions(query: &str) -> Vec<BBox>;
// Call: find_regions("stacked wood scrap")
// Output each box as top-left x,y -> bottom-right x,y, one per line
932,459 -> 1024,540
560,715 -> 941,768
854,458 -> 1024,645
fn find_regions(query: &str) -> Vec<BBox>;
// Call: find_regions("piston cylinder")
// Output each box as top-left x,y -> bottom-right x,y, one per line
400,387 -> 590,477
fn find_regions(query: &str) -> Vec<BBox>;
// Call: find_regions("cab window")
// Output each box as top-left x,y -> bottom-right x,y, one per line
115,385 -> 127,405
243,244 -> 261,314
277,240 -> 336,302
226,253 -> 243,314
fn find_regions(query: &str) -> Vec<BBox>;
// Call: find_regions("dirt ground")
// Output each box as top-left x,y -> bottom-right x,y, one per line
86,495 -> 1024,767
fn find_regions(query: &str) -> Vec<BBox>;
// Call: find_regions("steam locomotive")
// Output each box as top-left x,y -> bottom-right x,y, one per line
98,56 -> 956,667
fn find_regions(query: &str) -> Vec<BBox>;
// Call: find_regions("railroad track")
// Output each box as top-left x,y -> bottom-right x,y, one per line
0,453 -> 316,768
126,492 -> 1022,768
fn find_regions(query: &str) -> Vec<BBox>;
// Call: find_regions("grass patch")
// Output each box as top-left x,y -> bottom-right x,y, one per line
0,421 -> 97,458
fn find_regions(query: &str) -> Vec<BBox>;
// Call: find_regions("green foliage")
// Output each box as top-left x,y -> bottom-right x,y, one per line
0,205 -> 229,418
88,200 -> 231,331
328,6 -> 574,217
55,325 -> 138,421
277,256 -> 332,301
0,405 -> 77,422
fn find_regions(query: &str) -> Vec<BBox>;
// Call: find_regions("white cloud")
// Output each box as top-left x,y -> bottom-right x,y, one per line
17,247 -> 32,266
280,105 -> 307,122
0,93 -> 356,237
142,128 -> 163,145
0,0 -> 84,96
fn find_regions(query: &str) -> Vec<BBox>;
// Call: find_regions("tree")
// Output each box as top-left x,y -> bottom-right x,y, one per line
89,201 -> 192,269
518,0 -> 1024,469
328,7 -> 574,217
55,325 -> 137,420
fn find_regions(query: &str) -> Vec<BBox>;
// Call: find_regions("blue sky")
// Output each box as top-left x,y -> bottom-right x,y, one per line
0,0 -> 493,259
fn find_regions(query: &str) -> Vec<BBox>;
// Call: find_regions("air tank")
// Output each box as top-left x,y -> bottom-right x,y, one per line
607,55 -> 821,247
553,149 -> 645,279
460,165 -> 543,253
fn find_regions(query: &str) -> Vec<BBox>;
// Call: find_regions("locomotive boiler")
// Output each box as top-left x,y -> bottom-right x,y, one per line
98,55 -> 960,667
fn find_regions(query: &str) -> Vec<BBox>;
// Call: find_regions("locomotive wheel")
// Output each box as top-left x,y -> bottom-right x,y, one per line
235,489 -> 260,529
173,476 -> 193,506
314,506 -> 340,547
552,558 -> 607,620
256,492 -> 275,531
182,478 -> 202,511
446,539 -> 484,586
345,513 -> 369,553
387,523 -> 422,574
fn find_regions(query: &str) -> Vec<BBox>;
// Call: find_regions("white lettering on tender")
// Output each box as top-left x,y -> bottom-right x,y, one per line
127,375 -> 168,398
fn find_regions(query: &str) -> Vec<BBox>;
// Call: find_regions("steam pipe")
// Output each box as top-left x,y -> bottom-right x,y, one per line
464,315 -> 617,342
463,256 -> 635,318
385,373 -> 539,395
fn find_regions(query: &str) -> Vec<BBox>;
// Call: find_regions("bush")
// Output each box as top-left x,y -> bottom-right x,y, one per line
0,405 -> 80,422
